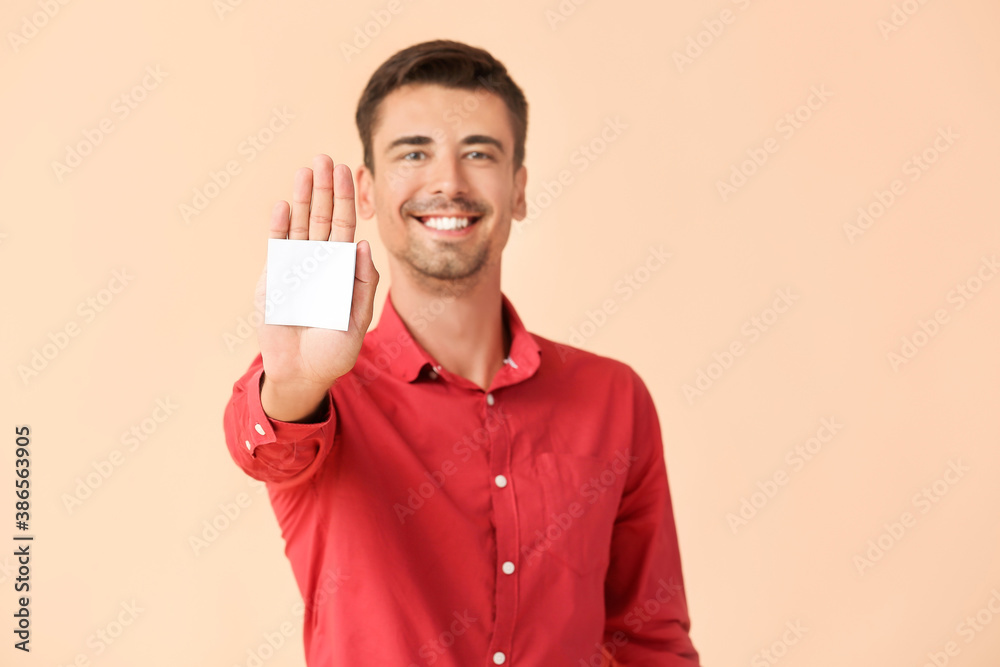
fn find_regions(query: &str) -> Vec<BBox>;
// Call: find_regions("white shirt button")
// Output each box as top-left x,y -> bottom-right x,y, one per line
494,474 -> 508,488
245,440 -> 252,450
486,393 -> 495,406
254,423 -> 266,435
502,561 -> 515,575
493,651 -> 506,664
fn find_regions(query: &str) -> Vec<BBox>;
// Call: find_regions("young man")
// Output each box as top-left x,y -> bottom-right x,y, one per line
223,39 -> 700,666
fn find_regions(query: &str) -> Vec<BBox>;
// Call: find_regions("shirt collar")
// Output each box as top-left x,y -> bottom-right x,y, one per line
371,288 -> 542,386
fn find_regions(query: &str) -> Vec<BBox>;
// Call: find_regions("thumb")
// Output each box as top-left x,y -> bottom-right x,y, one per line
350,240 -> 379,332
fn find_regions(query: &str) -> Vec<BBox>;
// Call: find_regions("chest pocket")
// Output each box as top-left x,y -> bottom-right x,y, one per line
526,451 -> 623,577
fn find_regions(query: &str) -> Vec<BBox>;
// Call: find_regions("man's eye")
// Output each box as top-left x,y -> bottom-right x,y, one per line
467,151 -> 492,160
402,151 -> 424,160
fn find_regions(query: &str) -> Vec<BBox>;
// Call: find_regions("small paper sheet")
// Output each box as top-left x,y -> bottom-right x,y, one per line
264,239 -> 357,331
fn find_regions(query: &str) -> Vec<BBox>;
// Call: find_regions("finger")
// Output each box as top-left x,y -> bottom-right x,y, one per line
350,240 -> 379,334
330,163 -> 357,244
309,154 -> 335,241
289,167 -> 313,240
268,201 -> 290,239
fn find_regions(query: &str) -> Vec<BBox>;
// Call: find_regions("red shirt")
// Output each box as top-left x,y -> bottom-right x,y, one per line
222,291 -> 700,667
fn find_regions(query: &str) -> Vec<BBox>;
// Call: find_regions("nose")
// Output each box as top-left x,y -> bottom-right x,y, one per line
426,153 -> 470,200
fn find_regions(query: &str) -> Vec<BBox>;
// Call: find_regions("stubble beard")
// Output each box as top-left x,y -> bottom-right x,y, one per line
400,235 -> 491,297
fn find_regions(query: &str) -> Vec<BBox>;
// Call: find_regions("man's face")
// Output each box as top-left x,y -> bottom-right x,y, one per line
357,83 -> 527,288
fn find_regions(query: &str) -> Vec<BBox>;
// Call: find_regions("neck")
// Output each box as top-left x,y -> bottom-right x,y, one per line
388,266 -> 509,392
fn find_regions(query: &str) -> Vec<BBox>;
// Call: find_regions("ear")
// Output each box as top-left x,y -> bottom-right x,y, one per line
512,164 -> 528,220
356,162 -> 375,220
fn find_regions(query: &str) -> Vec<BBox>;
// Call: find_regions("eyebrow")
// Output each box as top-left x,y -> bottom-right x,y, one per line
385,134 -> 506,153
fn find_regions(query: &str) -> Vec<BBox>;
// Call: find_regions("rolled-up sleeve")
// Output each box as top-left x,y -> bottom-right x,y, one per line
222,352 -> 336,487
602,369 -> 700,666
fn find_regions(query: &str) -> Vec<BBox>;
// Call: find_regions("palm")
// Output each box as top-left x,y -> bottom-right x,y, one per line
254,155 -> 378,391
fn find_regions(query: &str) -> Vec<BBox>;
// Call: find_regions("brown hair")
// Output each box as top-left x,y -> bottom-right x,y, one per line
355,39 -> 528,174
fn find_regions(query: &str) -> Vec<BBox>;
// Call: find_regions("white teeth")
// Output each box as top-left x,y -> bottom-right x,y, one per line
422,216 -> 473,230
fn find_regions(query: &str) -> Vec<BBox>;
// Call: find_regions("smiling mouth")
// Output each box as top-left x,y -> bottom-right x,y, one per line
411,214 -> 482,231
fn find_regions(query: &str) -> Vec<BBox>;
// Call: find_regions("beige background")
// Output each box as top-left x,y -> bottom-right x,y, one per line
3,0 -> 999,665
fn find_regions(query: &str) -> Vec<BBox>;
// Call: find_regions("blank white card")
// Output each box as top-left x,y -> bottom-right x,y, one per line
264,239 -> 357,331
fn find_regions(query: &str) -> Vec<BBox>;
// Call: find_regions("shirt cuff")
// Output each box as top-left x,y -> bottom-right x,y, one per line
241,365 -> 334,457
